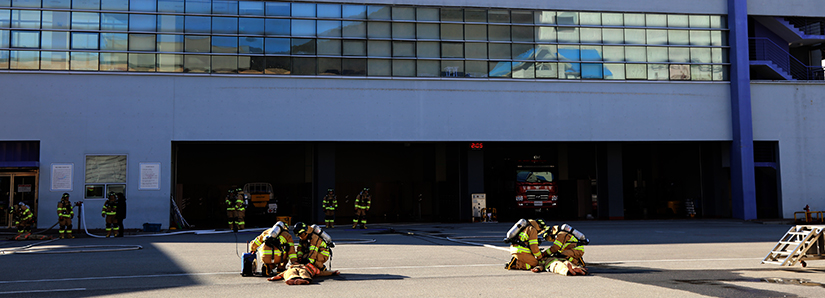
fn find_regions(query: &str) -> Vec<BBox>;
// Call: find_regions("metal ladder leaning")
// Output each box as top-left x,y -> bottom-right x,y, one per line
762,225 -> 825,266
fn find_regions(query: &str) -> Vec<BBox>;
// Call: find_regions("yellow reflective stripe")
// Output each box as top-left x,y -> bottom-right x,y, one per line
288,253 -> 297,259
253,238 -> 262,246
574,246 -> 584,251
262,251 -> 274,256
309,258 -> 316,264
554,240 -> 563,247
321,250 -> 330,257
526,264 -> 532,269
510,245 -> 531,254
527,239 -> 539,245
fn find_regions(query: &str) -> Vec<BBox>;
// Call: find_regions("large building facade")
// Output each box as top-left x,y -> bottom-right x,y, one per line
1,0 -> 823,229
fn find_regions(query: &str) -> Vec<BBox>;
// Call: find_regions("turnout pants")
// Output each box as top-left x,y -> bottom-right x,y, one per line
508,252 -> 541,270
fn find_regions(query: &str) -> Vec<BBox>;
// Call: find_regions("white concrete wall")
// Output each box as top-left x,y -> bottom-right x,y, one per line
748,0 -> 825,17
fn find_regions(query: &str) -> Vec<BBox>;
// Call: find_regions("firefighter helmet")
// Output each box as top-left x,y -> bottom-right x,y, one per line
293,222 -> 308,236
62,193 -> 70,199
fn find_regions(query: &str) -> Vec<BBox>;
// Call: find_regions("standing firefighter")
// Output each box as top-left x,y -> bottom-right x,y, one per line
323,188 -> 337,228
504,219 -> 548,272
102,192 -> 119,237
234,188 -> 246,230
13,202 -> 34,238
352,188 -> 371,229
541,224 -> 588,275
248,221 -> 297,276
225,189 -> 237,230
269,222 -> 338,285
57,193 -> 75,239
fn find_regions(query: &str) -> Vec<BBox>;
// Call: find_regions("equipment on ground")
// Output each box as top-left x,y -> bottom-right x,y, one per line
309,224 -> 335,248
241,252 -> 256,277
762,225 -> 825,267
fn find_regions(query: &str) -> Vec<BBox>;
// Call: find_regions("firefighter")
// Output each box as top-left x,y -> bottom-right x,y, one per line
505,219 -> 548,272
102,192 -> 119,237
352,188 -> 371,229
249,221 -> 297,276
57,193 -> 75,239
540,225 -> 587,275
267,263 -> 340,285
225,189 -> 237,231
234,188 -> 246,230
293,222 -> 334,273
13,202 -> 34,238
323,188 -> 337,228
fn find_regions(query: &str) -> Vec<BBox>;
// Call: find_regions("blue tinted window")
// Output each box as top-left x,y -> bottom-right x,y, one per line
317,20 -> 341,37
291,19 -> 315,36
239,18 -> 264,35
100,0 -> 128,10
129,0 -> 156,11
42,0 -> 70,8
101,13 -> 128,31
11,30 -> 38,47
264,37 -> 289,54
158,15 -> 183,32
342,5 -> 366,19
11,10 -> 40,29
212,36 -> 238,53
157,34 -> 183,51
265,2 -> 289,16
12,0 -> 41,8
317,3 -> 341,18
185,0 -> 211,13
213,0 -> 238,15
72,12 -> 100,30
185,16 -> 210,33
100,33 -> 127,50
42,11 -> 70,29
581,63 -> 603,78
239,1 -> 264,16
291,38 -> 315,54
72,0 -> 99,9
158,0 -> 184,13
0,30 -> 9,48
0,10 -> 9,27
71,32 -> 98,49
41,31 -> 69,49
264,19 -> 289,35
130,14 -> 157,31
292,3 -> 315,17
239,36 -> 263,53
212,17 -> 238,34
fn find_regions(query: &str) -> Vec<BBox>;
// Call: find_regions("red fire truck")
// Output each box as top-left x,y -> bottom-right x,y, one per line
514,164 -> 558,209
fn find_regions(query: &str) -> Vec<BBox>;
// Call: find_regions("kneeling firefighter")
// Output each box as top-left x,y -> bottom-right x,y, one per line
503,219 -> 548,272
247,221 -> 297,276
293,222 -> 336,273
541,224 -> 589,276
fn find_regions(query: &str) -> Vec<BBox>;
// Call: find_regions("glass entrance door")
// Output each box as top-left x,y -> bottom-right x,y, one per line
0,173 -> 38,228
0,176 -> 10,227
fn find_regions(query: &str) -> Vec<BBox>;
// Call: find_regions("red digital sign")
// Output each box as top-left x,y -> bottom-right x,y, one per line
470,142 -> 483,150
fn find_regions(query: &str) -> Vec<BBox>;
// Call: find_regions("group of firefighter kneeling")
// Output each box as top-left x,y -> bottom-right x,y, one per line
244,221 -> 339,285
505,219 -> 589,276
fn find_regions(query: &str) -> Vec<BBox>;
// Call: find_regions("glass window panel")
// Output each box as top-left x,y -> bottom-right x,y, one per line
711,47 -> 725,63
71,32 -> 98,49
668,15 -> 689,27
129,0 -> 155,11
367,58 -> 389,76
441,42 -> 462,58
464,24 -> 487,41
626,63 -> 646,79
185,16 -> 210,33
465,60 -> 487,77
536,27 -> 556,42
99,52 -> 126,71
464,42 -> 485,59
72,12 -> 99,30
367,40 -> 389,56
264,37 -> 288,54
291,38 -> 315,54
342,21 -> 365,37
12,10 -> 40,29
669,64 -> 690,80
416,41 -> 438,57
441,60 -> 463,77
557,12 -> 578,25
392,40 -> 414,57
602,13 -> 622,26
9,50 -> 37,69
265,2 -> 289,16
265,19 -> 289,35
416,7 -> 438,21
690,64 -> 712,80
535,44 -> 556,60
70,52 -> 98,70
43,0 -> 68,8
73,0 -> 100,9
11,30 -> 38,47
317,3 -> 341,18
212,0 -> 238,15
668,30 -> 689,45
625,46 -> 645,61
343,40 -> 365,56
647,29 -> 667,45
184,35 -> 209,52
624,13 -> 645,26
318,58 -> 341,75
157,34 -> 183,52
367,22 -> 390,38
41,31 -> 68,49
646,14 -> 667,27
689,30 -> 710,46
41,51 -> 68,70
265,56 -> 290,74
185,0 -> 210,13
292,3 -> 315,17
512,43 -> 534,60
0,30 -> 8,48
489,43 -> 510,59
512,26 -> 533,42
100,0 -> 127,10
239,1 -> 264,15
292,20 -> 315,36
367,5 -> 389,20
689,15 -> 709,28
392,59 -> 414,76
512,62 -> 534,78
690,47 -> 710,63
416,60 -> 438,77
392,23 -> 414,39
0,10 -> 8,27
100,33 -> 126,50
580,12 -> 601,25
465,9 -> 485,22
603,46 -> 623,61
535,62 -> 557,78
183,54 -> 209,72
489,61 -> 511,78
11,0 -> 40,7
603,63 -> 624,79
128,53 -> 155,71
157,53 -> 182,72
711,30 -> 725,46
625,29 -> 645,44
343,4 -> 366,19
416,23 -> 438,39
441,24 -> 462,40
292,57 -> 316,75
239,36 -> 262,53
710,16 -> 725,28
212,56 -> 237,73
647,47 -> 667,62
557,27 -> 579,43
489,10 -> 509,23
512,11 -> 533,24
558,45 -> 579,61
101,13 -> 127,31
317,38 -> 340,55
603,28 -> 623,44
441,8 -> 462,22
157,15 -> 183,32
581,63 -> 603,79
580,28 -> 601,43
212,36 -> 237,53
535,11 -> 555,24
158,0 -> 184,13
559,62 -> 580,79
42,11 -> 70,29
238,56 -> 264,74
130,14 -> 156,31
239,18 -> 263,35
581,45 -> 602,61
128,34 -> 154,51
318,20 -> 341,37
213,17 -> 238,34
669,47 -> 689,62
488,25 -> 509,41
647,64 -> 668,80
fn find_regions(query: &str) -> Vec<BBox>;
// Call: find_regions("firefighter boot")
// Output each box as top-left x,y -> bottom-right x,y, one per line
106,230 -> 112,238
60,233 -> 65,239
505,256 -> 518,270
352,223 -> 357,229
66,232 -> 74,239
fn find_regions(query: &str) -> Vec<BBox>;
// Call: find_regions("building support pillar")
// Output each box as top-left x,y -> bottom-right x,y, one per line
464,149 -> 484,222
314,143 -> 336,224
607,143 -> 624,220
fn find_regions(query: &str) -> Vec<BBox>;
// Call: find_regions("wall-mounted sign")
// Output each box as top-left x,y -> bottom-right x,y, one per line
470,142 -> 484,150
139,162 -> 161,190
51,163 -> 73,191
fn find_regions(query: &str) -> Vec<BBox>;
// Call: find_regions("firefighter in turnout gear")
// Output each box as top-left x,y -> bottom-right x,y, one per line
323,188 -> 337,228
352,188 -> 371,229
225,189 -> 237,230
249,221 -> 297,276
12,202 -> 34,238
102,192 -> 119,237
540,225 -> 588,275
57,193 -> 75,239
234,188 -> 246,230
267,264 -> 340,285
270,222 -> 338,285
505,219 -> 548,272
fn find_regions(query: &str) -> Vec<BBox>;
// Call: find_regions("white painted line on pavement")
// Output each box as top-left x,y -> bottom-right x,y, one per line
334,264 -> 503,271
598,257 -> 762,264
0,272 -> 238,284
0,288 -> 86,295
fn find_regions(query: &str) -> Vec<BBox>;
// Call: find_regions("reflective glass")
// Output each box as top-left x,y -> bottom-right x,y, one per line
99,53 -> 127,71
710,16 -> 725,28
535,44 -> 556,60
292,3 -> 315,18
392,59 -> 414,76
212,36 -> 237,53
367,58 -> 389,76
512,11 -> 533,24
511,43 -> 534,61
43,0 -> 69,8
489,10 -> 509,23
212,56 -> 237,74
9,50 -> 37,69
342,40 -> 365,56
11,10 -> 39,29
668,15 -> 689,27
292,57 -> 316,75
416,23 -> 438,39
392,22 -> 414,39
557,45 -> 579,61
580,12 -> 601,25
626,64 -> 646,79
291,20 -> 315,36
42,11 -> 70,29
239,1 -> 264,15
488,25 -> 509,41
441,42 -> 462,58
465,24 -> 487,41
602,46 -> 623,61
489,61 -> 511,78
416,60 -> 438,77
186,0 -> 211,13
157,54 -> 182,72
669,64 -> 689,80
129,0 -> 155,11
603,13 -> 623,26
367,40 -> 389,56
581,46 -> 602,61
213,17 -> 238,34
441,60 -> 463,77
463,42 -> 484,58
41,51 -> 69,70
668,30 -> 689,45
265,19 -> 289,35
557,27 -> 578,43
11,30 -> 38,47
265,56 -> 290,74
367,22 -> 390,38
239,18 -> 264,35
416,7 -> 438,21
465,61 -> 487,77
128,53 -> 155,72
72,0 -> 100,9
535,62 -> 557,78
0,10 -> 8,27
71,32 -> 98,49
669,47 -> 689,62
317,20 -> 341,37
157,34 -> 183,52
101,13 -> 128,31
512,26 -> 533,42
441,8 -> 462,22
317,38 -> 340,55
318,58 -> 340,75
646,14 -> 667,27
239,36 -> 262,53
100,0 -> 127,10
557,12 -> 578,25
581,63 -> 603,79
464,9 -> 485,23
689,30 -> 710,46
625,46 -> 645,62
416,41 -> 438,57
291,38 -> 315,54
183,55 -> 209,72
393,40 -> 414,57
213,0 -> 238,15
488,43 -> 510,59
72,12 -> 99,30
580,28 -> 601,43
265,2 -> 289,16
264,37 -> 289,54
625,13 -> 645,26
318,3 -> 341,18
343,5 -> 366,19
158,15 -> 183,32
559,62 -> 580,79
11,0 -> 40,7
158,0 -> 184,13
535,11 -> 555,24
70,52 -> 98,70
711,47 -> 724,63
130,14 -> 157,31
712,65 -> 726,81
690,47 -> 710,63
625,29 -> 645,44
535,27 -> 556,42
185,16 -> 210,33
0,30 -> 8,47
646,29 -> 667,45
184,35 -> 209,52
128,34 -> 155,51
689,15 -> 710,28
100,33 -> 126,50
711,31 -> 725,46
238,56 -> 264,74
342,21 -> 365,37
603,63 -> 624,79
603,28 -> 623,44
392,7 -> 414,20
690,64 -> 712,80
646,47 -> 667,62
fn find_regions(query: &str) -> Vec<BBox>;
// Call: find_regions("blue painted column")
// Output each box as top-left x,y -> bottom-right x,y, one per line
728,0 -> 757,220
